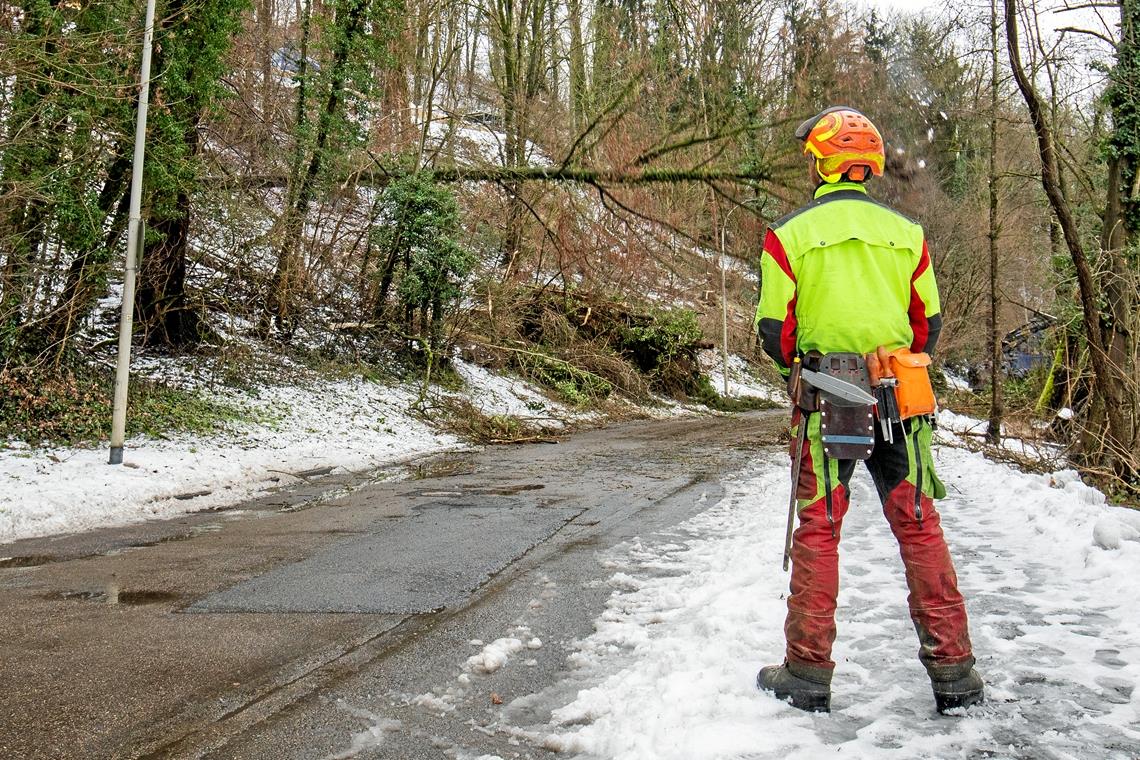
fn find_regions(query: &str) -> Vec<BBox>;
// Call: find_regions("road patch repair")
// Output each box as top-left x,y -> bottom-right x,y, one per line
189,500 -> 581,614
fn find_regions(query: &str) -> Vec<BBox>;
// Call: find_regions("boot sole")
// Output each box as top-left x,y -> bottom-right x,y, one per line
785,692 -> 831,713
935,689 -> 984,714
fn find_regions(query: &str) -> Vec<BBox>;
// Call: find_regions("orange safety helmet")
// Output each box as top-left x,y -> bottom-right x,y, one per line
795,106 -> 885,184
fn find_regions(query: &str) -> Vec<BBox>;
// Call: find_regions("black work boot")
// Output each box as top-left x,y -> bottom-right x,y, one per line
928,661 -> 984,714
756,661 -> 832,713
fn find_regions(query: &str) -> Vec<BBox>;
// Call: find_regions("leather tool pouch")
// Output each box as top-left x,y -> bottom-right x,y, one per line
889,350 -> 937,419
817,353 -> 875,460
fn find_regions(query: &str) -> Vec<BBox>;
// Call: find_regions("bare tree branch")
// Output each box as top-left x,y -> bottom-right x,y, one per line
1056,25 -> 1117,47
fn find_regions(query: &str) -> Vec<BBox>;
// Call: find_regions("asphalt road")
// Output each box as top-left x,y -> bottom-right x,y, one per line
0,410 -> 785,759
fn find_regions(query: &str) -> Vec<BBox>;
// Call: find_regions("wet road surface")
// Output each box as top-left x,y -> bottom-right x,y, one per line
0,411 -> 784,759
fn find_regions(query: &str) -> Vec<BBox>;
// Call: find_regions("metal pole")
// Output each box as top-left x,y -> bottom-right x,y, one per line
719,200 -> 759,397
719,223 -> 730,397
109,0 -> 158,465
718,198 -> 768,397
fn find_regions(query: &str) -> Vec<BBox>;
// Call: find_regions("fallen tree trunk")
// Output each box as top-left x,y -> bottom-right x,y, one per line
225,164 -> 778,190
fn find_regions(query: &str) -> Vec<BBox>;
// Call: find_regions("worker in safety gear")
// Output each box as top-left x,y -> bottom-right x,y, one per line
754,106 -> 983,714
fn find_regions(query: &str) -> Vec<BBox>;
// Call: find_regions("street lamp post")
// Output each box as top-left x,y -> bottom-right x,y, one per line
109,0 -> 158,465
718,199 -> 762,398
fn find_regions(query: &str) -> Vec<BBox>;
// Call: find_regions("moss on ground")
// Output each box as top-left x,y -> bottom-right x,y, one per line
0,364 -> 252,447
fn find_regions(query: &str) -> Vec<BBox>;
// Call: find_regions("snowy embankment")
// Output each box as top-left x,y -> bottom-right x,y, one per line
698,349 -> 783,403
533,415 -> 1140,759
0,378 -> 456,542
0,351 -> 774,544
0,358 -> 581,544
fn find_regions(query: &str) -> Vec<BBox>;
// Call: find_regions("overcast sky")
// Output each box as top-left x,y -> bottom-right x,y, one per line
861,0 -> 1120,41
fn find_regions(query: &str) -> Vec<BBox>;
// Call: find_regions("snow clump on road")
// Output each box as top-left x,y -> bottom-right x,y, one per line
466,637 -> 526,675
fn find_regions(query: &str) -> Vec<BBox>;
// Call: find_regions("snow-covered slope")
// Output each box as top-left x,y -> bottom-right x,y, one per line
0,344 -> 785,545
698,349 -> 783,402
0,359 -> 581,543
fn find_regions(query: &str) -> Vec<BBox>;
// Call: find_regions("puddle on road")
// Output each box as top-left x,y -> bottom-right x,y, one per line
0,555 -> 53,569
124,523 -> 224,550
50,588 -> 182,606
117,589 -> 181,605
407,453 -> 477,480
474,484 -> 545,496
412,483 -> 546,498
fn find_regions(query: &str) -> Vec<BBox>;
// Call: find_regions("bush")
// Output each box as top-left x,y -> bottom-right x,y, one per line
374,172 -> 476,354
617,308 -> 703,375
691,374 -> 780,412
513,349 -> 613,406
0,365 -> 248,446
615,307 -> 704,396
484,291 -> 707,404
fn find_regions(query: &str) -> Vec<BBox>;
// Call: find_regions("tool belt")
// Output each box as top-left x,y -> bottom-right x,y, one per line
786,347 -> 937,459
789,352 -> 876,460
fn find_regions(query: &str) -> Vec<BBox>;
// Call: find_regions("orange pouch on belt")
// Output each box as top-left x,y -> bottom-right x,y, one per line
889,349 -> 936,419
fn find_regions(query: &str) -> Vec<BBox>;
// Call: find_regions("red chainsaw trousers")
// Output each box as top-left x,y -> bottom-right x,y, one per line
784,412 -> 974,677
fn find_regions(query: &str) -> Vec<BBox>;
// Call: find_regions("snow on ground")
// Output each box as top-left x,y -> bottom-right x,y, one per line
327,702 -> 403,759
693,245 -> 758,277
943,369 -> 972,392
425,117 -> 550,168
936,409 -> 1064,463
467,637 -> 527,675
450,360 -> 593,429
0,379 -> 457,543
0,358 -> 573,544
699,350 -> 784,402
527,426 -> 1140,759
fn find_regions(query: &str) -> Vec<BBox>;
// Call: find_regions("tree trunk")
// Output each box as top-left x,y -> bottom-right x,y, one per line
567,0 -> 587,132
0,0 -> 62,349
490,0 -> 547,271
260,0 -> 274,113
136,188 -> 201,346
430,291 -> 444,351
268,0 -> 368,336
986,0 -> 1003,445
1102,0 -> 1139,456
133,0 -> 246,347
44,153 -> 132,346
1005,0 -> 1132,480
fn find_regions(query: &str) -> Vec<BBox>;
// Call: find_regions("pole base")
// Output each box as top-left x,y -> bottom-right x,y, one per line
109,447 -> 124,465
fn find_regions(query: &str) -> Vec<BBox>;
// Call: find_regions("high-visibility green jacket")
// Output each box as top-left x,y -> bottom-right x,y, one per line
755,182 -> 941,376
